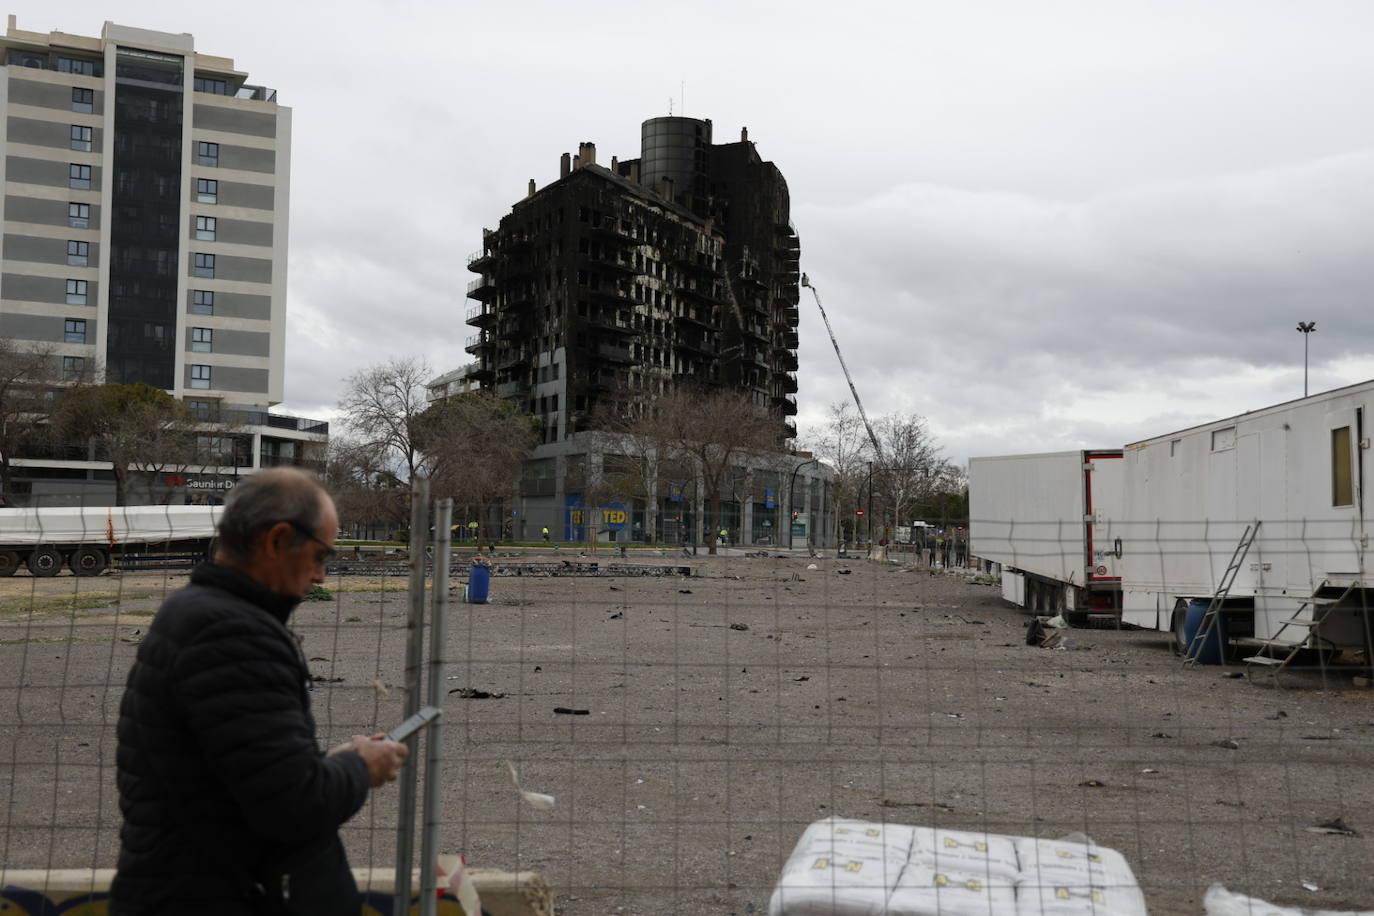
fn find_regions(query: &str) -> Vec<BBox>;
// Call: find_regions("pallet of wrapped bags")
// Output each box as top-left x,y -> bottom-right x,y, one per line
768,817 -> 1148,915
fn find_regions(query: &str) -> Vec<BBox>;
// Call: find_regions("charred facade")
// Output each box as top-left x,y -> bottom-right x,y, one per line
464,118 -> 800,444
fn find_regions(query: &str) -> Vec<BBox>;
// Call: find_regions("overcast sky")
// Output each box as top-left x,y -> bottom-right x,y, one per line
16,1 -> 1374,466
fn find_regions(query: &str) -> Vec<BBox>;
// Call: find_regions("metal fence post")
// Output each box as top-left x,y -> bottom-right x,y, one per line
394,478 -> 430,916
419,498 -> 451,916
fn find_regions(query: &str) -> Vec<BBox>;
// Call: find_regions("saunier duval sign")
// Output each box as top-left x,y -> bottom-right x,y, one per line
165,476 -> 236,491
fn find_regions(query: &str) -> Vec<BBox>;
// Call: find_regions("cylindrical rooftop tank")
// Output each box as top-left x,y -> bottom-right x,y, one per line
639,117 -> 711,212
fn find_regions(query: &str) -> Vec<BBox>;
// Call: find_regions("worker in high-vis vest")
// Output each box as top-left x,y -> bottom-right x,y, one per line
541,526 -> 550,543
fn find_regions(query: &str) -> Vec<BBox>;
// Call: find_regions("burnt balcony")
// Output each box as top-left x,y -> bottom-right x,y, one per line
674,334 -> 718,357
466,275 -> 497,301
780,373 -> 798,393
468,364 -> 495,383
504,232 -> 535,253
589,284 -> 637,307
597,342 -> 634,364
586,311 -> 637,336
775,219 -> 798,237
677,282 -> 722,305
784,420 -> 798,439
782,306 -> 800,325
497,348 -> 532,370
779,328 -> 800,350
465,303 -> 497,327
495,380 -> 527,399
776,349 -> 799,372
583,250 -> 637,276
673,252 -> 720,275
772,393 -> 799,416
467,247 -> 494,272
496,318 -> 532,340
589,216 -> 636,243
674,309 -> 717,331
464,332 -> 490,354
741,322 -> 769,343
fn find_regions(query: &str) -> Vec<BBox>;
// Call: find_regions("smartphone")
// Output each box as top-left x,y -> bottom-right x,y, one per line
384,705 -> 441,742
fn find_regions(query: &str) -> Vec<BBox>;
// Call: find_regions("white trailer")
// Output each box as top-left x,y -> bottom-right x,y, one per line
969,450 -> 1125,621
1118,381 -> 1372,658
0,505 -> 223,577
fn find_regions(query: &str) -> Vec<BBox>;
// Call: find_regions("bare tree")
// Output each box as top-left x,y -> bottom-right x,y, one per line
50,383 -> 198,506
626,386 -> 781,555
0,340 -> 58,504
813,401 -> 873,540
417,392 -> 539,543
338,356 -> 433,482
323,437 -> 407,537
874,412 -> 951,533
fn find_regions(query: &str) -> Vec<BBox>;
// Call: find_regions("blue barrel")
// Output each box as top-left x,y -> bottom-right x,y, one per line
467,562 -> 490,604
1182,599 -> 1225,664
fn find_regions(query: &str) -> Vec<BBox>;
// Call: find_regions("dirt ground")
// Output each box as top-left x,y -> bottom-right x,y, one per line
2,552 -> 1372,915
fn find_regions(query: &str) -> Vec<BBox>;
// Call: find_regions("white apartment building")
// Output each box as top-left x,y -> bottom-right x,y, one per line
1,18 -> 324,505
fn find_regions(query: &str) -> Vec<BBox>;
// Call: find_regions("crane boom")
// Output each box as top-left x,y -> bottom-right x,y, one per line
800,273 -> 884,465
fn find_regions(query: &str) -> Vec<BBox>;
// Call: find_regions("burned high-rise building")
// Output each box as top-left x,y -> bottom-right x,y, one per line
457,117 -> 827,545
464,117 -> 800,444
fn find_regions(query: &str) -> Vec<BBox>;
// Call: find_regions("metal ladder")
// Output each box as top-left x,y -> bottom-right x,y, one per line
1183,522 -> 1260,666
1243,579 -> 1354,683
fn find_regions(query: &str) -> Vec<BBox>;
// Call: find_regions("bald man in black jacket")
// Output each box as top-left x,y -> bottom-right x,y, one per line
112,469 -> 407,915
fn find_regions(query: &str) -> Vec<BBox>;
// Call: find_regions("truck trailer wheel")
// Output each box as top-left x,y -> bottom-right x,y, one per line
0,550 -> 20,577
27,546 -> 64,577
70,546 -> 108,577
1170,599 -> 1190,656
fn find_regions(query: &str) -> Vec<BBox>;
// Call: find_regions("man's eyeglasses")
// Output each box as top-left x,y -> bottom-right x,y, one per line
287,520 -> 337,564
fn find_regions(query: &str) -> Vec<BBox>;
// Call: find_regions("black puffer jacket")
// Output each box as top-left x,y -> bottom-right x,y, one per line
112,563 -> 369,914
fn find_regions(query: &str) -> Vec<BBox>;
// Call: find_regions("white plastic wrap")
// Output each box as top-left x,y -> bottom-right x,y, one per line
769,817 -> 1148,916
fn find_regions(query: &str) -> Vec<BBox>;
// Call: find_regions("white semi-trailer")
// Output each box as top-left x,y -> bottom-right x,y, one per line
1118,381 -> 1372,659
0,506 -> 222,577
969,450 -> 1125,621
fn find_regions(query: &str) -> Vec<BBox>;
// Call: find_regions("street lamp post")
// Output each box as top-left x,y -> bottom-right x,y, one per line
787,457 -> 818,550
1297,321 -> 1316,397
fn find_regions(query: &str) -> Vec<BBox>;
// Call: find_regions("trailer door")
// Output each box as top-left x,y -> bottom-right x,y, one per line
1084,451 -> 1125,582
1325,408 -> 1365,577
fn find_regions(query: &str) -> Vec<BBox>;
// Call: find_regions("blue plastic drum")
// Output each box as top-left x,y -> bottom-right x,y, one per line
468,562 -> 490,604
1182,598 -> 1225,664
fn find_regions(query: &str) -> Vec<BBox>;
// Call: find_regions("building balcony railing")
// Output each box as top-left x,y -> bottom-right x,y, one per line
676,282 -> 722,305
777,349 -> 799,371
781,373 -> 799,394
589,285 -> 637,306
775,219 -> 798,237
495,381 -> 527,399
466,303 -> 497,327
590,216 -> 636,243
784,420 -> 798,439
464,333 -> 491,354
586,313 -> 637,336
466,275 -> 498,301
223,406 -> 329,435
674,335 -> 718,357
584,251 -> 637,275
772,394 -> 799,416
674,310 -> 717,331
779,329 -> 800,350
467,247 -> 495,271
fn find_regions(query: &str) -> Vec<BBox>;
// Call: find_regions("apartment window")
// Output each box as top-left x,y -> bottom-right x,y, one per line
57,57 -> 97,76
196,178 -> 218,203
191,327 -> 213,353
194,253 -> 215,278
69,164 -> 92,190
190,364 -> 212,389
197,141 -> 220,167
1333,426 -> 1354,507
67,240 -> 89,266
64,319 -> 87,343
192,290 -> 214,315
71,87 -> 93,113
195,216 -> 217,241
70,125 -> 92,151
68,203 -> 90,228
193,77 -> 228,95
187,399 -> 214,420
65,279 -> 88,305
62,356 -> 85,382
